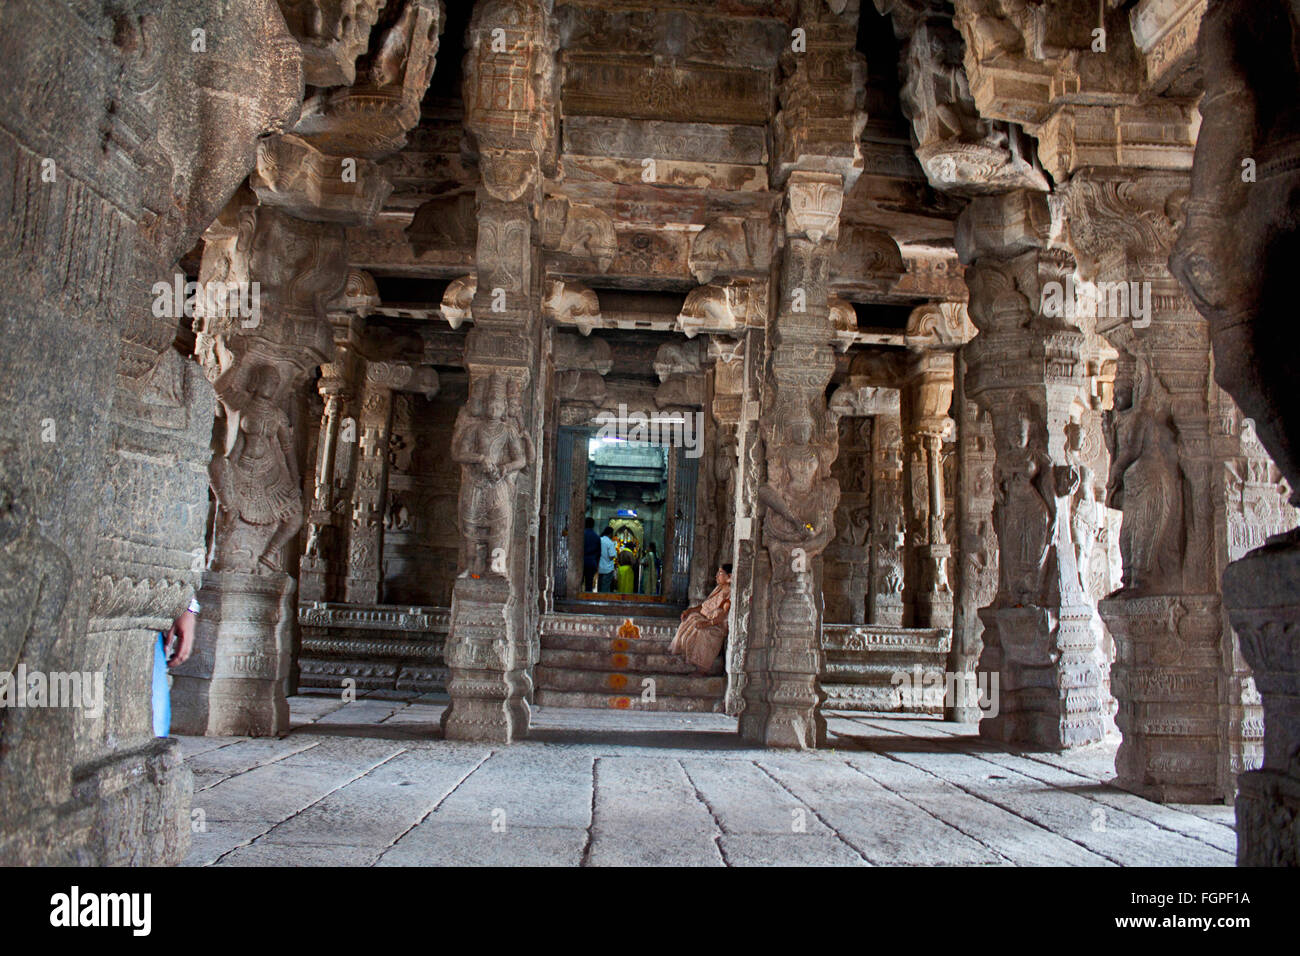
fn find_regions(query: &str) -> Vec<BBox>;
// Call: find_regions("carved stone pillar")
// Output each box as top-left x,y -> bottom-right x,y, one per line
301,287 -> 373,603
441,0 -> 555,743
344,376 -> 393,604
300,381 -> 348,604
1168,0 -> 1300,858
869,407 -> 907,626
722,329 -> 767,716
173,200 -> 346,736
175,1 -> 444,735
1066,168 -> 1264,802
958,189 -> 1106,749
739,171 -> 844,749
905,352 -> 956,628
952,352 -> 999,720
342,358 -> 440,604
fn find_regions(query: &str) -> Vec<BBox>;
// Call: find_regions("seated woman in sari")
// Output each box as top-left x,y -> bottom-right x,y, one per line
668,564 -> 732,674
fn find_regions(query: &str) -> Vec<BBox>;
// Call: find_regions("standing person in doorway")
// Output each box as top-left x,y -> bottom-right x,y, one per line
582,516 -> 600,592
598,525 -> 617,592
639,542 -> 660,595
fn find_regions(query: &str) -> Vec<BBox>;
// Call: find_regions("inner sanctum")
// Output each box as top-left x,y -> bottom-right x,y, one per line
4,0 -> 1300,868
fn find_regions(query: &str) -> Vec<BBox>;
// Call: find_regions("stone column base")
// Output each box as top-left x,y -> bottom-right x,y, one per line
171,570 -> 294,736
1236,768 -> 1300,866
1101,590 -> 1230,803
0,738 -> 190,865
441,576 -> 531,743
739,637 -> 826,749
978,604 -> 1105,749
1223,533 -> 1300,862
77,738 -> 192,865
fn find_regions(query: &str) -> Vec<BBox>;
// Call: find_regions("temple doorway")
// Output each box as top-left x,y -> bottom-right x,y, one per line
551,425 -> 698,610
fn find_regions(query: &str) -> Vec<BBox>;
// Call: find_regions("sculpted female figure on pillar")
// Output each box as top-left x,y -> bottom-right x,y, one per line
209,363 -> 304,573
452,372 -> 534,578
1107,361 -> 1184,593
757,421 -> 840,626
1066,418 -> 1101,599
993,397 -> 1059,606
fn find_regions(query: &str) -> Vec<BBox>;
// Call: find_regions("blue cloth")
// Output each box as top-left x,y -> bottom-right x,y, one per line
598,571 -> 615,592
583,528 -> 601,563
152,632 -> 170,738
598,535 -> 617,574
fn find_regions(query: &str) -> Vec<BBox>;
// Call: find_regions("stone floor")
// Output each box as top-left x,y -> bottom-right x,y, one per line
178,693 -> 1238,866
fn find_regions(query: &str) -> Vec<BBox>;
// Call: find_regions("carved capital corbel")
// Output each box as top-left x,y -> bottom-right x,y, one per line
784,171 -> 845,244
543,278 -> 602,335
440,274 -> 476,330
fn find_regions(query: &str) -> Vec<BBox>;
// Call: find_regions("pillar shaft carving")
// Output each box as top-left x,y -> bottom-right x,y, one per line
870,410 -> 907,627
174,197 -> 348,738
959,190 -> 1107,749
740,169 -> 843,749
1167,0 -> 1300,859
1066,167 -> 1267,802
905,352 -> 956,629
440,0 -> 555,744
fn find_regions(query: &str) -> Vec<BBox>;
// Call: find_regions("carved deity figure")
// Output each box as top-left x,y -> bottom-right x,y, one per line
1066,419 -> 1101,599
209,364 -> 304,572
992,401 -> 1060,606
713,429 -> 738,569
452,373 -> 534,578
1107,362 -> 1184,593
758,435 -> 840,625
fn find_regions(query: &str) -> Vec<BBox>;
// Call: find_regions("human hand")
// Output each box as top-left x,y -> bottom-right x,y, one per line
166,610 -> 197,667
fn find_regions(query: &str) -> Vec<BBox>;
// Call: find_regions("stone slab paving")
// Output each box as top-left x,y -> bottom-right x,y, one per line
177,694 -> 1237,866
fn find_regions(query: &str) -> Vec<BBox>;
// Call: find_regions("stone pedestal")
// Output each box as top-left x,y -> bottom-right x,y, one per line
1223,537 -> 1300,864
171,570 -> 295,737
440,576 -> 531,743
1101,591 -> 1228,802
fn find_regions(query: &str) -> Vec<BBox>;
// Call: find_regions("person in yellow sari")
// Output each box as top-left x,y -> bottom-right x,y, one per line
615,549 -> 635,593
669,564 -> 732,674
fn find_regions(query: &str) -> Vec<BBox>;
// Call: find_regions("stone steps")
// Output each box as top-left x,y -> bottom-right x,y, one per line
535,663 -> 724,698
539,646 -> 703,675
534,689 -> 725,713
534,612 -> 726,714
